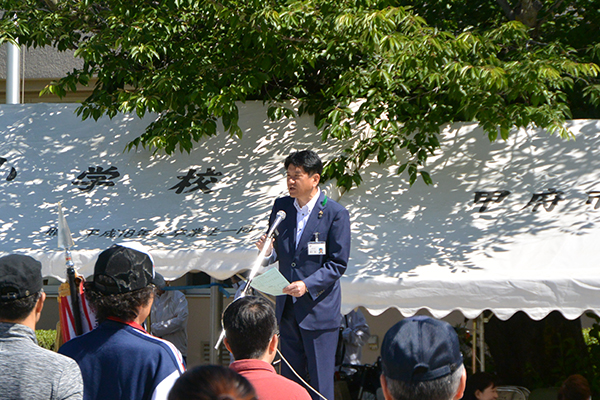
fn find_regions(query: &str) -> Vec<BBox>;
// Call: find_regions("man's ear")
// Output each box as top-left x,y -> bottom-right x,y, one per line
453,368 -> 468,400
223,337 -> 232,354
311,173 -> 321,187
269,333 -> 278,353
37,291 -> 46,311
380,374 -> 393,400
34,291 -> 46,323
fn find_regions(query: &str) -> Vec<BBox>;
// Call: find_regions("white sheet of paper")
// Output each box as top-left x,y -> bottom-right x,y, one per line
250,268 -> 290,296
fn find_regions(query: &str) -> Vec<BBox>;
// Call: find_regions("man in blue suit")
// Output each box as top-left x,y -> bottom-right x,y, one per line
258,150 -> 351,400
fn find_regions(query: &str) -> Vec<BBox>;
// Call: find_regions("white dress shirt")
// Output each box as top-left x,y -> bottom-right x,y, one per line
293,188 -> 321,249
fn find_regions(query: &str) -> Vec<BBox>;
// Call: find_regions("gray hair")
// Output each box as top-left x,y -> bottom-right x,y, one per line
385,365 -> 464,400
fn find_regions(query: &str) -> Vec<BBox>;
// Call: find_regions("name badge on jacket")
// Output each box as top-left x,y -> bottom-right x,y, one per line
308,232 -> 326,255
308,241 -> 326,255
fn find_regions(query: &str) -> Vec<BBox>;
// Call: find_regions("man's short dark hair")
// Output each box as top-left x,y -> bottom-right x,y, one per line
463,372 -> 497,400
168,365 -> 257,400
223,296 -> 277,360
385,365 -> 465,400
85,283 -> 154,323
284,150 -> 323,176
0,291 -> 42,321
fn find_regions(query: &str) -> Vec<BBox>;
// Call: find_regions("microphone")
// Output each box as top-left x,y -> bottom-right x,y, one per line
265,210 -> 286,239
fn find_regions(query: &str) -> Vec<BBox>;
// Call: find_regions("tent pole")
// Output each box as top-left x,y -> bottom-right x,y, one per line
471,318 -> 477,373
209,277 -> 223,364
478,314 -> 485,371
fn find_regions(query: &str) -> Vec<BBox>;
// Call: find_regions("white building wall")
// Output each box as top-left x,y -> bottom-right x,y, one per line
0,43 -> 83,79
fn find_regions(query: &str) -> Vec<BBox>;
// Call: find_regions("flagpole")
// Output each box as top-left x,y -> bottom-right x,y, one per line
58,202 -> 83,336
65,249 -> 83,336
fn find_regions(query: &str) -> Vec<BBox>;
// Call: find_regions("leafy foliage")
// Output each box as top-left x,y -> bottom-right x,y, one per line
582,313 -> 600,395
486,312 -> 595,392
1,0 -> 599,187
35,329 -> 57,351
395,0 -> 600,120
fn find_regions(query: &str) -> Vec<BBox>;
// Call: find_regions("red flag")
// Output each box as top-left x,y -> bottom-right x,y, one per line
58,275 -> 96,344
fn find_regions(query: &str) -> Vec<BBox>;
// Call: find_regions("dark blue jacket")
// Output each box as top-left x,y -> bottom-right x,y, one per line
59,319 -> 185,400
268,191 -> 351,330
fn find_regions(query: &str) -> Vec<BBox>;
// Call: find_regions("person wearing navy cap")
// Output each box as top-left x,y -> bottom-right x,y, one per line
0,254 -> 83,400
379,316 -> 467,400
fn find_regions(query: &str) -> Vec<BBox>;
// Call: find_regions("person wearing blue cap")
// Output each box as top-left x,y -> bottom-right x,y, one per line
379,316 -> 467,400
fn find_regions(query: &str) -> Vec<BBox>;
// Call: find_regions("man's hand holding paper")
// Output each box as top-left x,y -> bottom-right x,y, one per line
249,267 -> 290,296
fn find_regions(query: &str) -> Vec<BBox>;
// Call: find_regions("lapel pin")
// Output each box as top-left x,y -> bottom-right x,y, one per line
318,210 -> 323,219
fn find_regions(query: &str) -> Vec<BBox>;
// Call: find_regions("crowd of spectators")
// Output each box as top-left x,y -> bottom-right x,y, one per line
0,247 -> 593,400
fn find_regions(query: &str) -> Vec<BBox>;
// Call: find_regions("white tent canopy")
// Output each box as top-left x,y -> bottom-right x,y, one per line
339,119 -> 600,321
0,103 -> 337,280
2,103 -> 600,322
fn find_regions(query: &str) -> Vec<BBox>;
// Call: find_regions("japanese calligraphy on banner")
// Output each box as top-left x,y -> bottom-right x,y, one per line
0,103 -> 343,280
4,102 -> 600,322
339,118 -> 600,309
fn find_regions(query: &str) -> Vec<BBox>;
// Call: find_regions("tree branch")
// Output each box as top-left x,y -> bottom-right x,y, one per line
496,0 -> 515,20
537,0 -> 566,28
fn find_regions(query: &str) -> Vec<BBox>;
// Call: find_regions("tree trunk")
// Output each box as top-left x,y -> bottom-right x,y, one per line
495,0 -> 542,29
515,0 -> 542,28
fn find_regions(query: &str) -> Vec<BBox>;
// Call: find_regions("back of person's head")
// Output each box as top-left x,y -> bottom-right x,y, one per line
380,316 -> 466,400
284,150 -> 323,176
222,295 -> 277,360
168,365 -> 257,400
84,244 -> 155,323
557,375 -> 591,400
0,254 -> 44,322
462,372 -> 498,400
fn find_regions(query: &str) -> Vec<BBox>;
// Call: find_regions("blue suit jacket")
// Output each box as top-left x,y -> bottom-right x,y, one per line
267,191 -> 351,330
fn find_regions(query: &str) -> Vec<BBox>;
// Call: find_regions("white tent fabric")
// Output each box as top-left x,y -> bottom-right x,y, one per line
2,103 -> 600,321
339,119 -> 600,321
0,103 -> 342,281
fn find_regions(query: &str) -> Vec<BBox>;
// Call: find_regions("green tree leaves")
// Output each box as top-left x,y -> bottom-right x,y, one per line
1,0 -> 598,188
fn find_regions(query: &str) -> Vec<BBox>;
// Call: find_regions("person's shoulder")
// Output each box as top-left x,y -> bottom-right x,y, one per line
325,196 -> 345,210
127,328 -> 185,369
249,363 -> 310,398
35,342 -> 82,372
126,325 -> 171,348
271,374 -> 312,400
58,331 -> 88,355
323,196 -> 349,217
237,361 -> 311,400
110,326 -> 185,373
274,196 -> 293,207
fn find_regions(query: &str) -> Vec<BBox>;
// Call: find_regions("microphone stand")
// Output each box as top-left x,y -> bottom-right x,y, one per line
214,236 -> 273,350
214,212 -> 284,350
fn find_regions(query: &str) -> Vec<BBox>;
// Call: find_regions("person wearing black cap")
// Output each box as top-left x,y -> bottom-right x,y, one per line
0,254 -> 84,400
379,316 -> 467,400
58,244 -> 186,400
